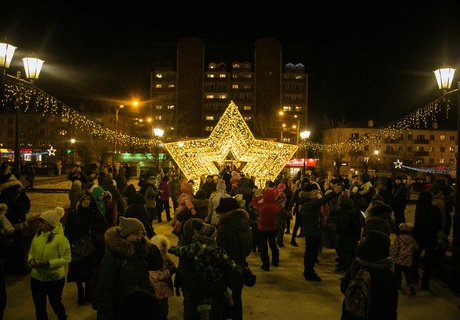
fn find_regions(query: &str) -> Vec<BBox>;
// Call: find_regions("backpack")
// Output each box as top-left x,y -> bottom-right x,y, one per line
343,266 -> 371,318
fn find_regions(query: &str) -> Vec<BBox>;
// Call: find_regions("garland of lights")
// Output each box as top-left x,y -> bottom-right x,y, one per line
1,80 -> 453,161
399,164 -> 455,176
1,82 -> 161,150
164,101 -> 298,187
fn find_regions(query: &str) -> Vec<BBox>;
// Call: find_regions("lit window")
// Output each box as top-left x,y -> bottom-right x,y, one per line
440,135 -> 445,140
440,158 -> 445,164
244,116 -> 252,121
219,94 -> 227,99
206,94 -> 215,99
219,74 -> 226,78
155,84 -> 162,88
232,84 -> 239,89
155,116 -> 162,120
205,116 -> 214,121
167,105 -> 175,110
205,126 -> 214,131
168,84 -> 175,88
155,105 -> 163,110
450,147 -> 455,152
207,74 -> 215,78
156,73 -> 163,78
243,105 -> 251,110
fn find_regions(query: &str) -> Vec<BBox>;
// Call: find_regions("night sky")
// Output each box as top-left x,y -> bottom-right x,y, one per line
2,0 -> 460,132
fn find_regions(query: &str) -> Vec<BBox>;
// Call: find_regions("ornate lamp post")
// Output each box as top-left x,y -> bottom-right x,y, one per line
433,65 -> 460,292
0,41 -> 44,175
300,130 -> 311,178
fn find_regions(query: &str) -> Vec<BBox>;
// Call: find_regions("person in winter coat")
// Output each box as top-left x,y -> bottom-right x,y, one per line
169,173 -> 182,213
96,217 -> 162,320
169,218 -> 241,320
299,183 -> 342,281
149,235 -> 177,320
216,197 -> 253,320
144,176 -> 159,224
28,207 -> 71,320
335,194 -> 362,272
207,179 -> 231,226
65,191 -> 108,305
391,177 -> 408,234
100,173 -> 126,221
413,191 -> 442,290
0,168 -> 30,275
340,231 -> 398,320
252,188 -> 282,271
68,180 -> 83,214
123,184 -> 155,238
0,203 -> 14,320
391,223 -> 418,296
158,176 -> 172,222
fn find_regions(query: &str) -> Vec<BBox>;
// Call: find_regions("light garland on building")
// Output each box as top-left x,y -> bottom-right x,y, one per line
400,164 -> 455,176
164,101 -> 298,187
1,82 -> 160,150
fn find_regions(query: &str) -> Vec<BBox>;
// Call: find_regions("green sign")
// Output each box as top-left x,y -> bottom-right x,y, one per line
116,153 -> 166,162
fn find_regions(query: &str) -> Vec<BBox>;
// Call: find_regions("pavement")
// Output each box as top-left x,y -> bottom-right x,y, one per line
3,176 -> 460,319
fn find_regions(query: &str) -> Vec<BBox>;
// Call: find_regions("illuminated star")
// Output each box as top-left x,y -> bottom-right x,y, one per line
47,146 -> 56,156
394,159 -> 403,169
164,101 -> 298,187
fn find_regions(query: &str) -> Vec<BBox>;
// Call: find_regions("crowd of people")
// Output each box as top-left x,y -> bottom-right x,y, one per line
0,159 -> 459,319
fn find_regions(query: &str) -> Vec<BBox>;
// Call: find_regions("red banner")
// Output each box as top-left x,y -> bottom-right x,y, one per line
285,158 -> 316,167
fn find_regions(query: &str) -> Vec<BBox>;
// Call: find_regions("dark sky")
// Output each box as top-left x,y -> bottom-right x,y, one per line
2,0 -> 460,129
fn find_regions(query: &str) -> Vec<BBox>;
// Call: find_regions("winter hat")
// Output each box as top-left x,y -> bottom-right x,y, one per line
40,207 -> 65,228
119,216 -> 146,238
92,186 -> 105,200
356,235 -> 390,262
216,197 -> 240,213
365,200 -> 392,221
216,179 -> 227,192
147,176 -> 157,185
182,218 -> 217,242
364,217 -> 391,238
180,182 -> 194,195
150,234 -> 170,255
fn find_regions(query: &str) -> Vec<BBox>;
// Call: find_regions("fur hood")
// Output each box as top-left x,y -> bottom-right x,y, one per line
104,226 -> 149,258
219,208 -> 250,232
0,175 -> 22,192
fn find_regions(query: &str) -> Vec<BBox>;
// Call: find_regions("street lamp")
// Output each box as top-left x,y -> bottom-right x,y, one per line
0,41 -> 44,175
153,128 -> 164,172
433,65 -> 460,291
300,130 -> 311,178
70,138 -> 76,165
114,104 -> 124,155
374,149 -> 380,187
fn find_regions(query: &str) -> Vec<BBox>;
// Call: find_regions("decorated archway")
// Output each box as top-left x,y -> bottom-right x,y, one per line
164,101 -> 298,187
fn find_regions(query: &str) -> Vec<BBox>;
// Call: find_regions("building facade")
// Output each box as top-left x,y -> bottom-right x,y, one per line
150,37 -> 309,143
321,123 -> 457,180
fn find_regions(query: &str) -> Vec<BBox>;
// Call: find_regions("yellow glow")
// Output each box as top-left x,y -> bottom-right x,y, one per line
433,67 -> 455,90
0,42 -> 17,68
165,101 -> 298,187
22,57 -> 45,80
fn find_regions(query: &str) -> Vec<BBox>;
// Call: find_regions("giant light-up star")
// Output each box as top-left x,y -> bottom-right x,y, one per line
164,101 -> 298,187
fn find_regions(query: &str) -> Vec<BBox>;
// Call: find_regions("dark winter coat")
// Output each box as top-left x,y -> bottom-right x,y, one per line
341,257 -> 397,320
96,227 -> 161,320
65,198 -> 108,282
299,190 -> 338,237
336,197 -> 362,249
0,176 -> 30,226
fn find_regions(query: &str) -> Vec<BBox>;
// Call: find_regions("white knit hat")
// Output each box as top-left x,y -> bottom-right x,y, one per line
40,207 -> 65,228
119,216 -> 146,238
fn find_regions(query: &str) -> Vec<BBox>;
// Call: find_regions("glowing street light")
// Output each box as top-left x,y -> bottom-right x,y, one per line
300,130 -> 311,177
0,41 -> 44,174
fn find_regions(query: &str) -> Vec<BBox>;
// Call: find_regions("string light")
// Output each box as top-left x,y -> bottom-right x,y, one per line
164,101 -> 298,187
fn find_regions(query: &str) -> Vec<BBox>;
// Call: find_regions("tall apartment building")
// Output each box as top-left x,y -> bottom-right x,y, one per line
150,37 -> 309,142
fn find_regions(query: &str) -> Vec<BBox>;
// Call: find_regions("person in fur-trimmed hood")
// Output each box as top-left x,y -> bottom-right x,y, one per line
95,217 -> 162,320
216,197 -> 253,320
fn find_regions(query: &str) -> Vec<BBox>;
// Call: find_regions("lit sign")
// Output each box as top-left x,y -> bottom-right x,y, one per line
285,158 -> 317,167
117,153 -> 166,162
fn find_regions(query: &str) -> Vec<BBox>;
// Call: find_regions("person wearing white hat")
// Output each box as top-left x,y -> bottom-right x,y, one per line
27,207 -> 71,320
